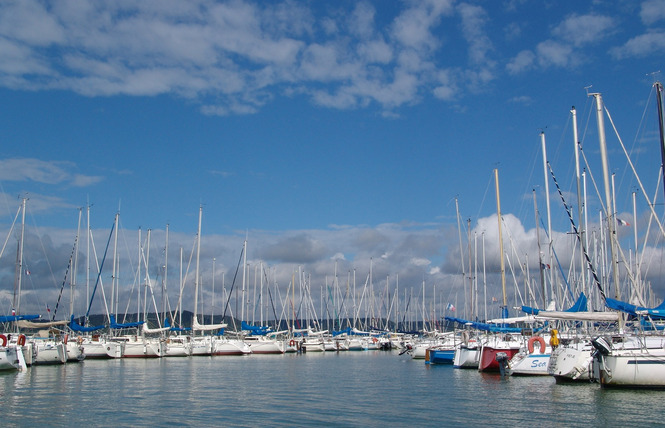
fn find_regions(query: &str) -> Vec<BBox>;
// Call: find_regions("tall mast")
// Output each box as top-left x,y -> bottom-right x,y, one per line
655,81 -> 665,201
533,189 -> 546,307
454,198 -> 467,318
540,131 -> 555,304
194,205 -> 202,324
163,223 -> 169,321
86,204 -> 91,321
482,232 -> 487,321
572,106 -> 587,297
241,236 -> 247,323
494,169 -> 508,314
71,207 -> 82,318
14,197 -> 27,315
467,218 -> 473,320
112,212 -> 119,317
591,92 -> 621,299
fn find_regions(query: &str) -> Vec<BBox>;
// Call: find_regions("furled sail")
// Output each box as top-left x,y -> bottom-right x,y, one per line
109,315 -> 144,329
0,314 -> 41,323
164,318 -> 190,332
142,323 -> 171,334
522,293 -> 586,315
16,319 -> 68,329
445,317 -> 525,333
193,318 -> 227,331
605,297 -> 665,319
69,315 -> 105,332
241,321 -> 269,335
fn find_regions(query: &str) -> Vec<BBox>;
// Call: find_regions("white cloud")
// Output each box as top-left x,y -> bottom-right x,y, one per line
457,3 -> 493,66
0,158 -> 102,187
508,95 -> 533,105
641,0 -> 665,26
610,30 -> 665,58
536,40 -> 574,68
552,14 -> 614,47
0,0 -> 646,117
506,50 -> 535,74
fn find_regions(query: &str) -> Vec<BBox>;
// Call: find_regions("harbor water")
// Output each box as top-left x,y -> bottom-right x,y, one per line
1,351 -> 662,427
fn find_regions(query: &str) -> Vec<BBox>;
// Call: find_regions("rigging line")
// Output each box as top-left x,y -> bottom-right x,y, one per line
266,286 -> 279,329
605,104 -> 665,241
618,85 -> 656,196
28,209 -> 59,291
0,204 -> 21,261
222,243 -> 244,321
547,161 -> 605,300
578,142 -> 607,214
52,237 -> 78,320
85,220 -> 115,321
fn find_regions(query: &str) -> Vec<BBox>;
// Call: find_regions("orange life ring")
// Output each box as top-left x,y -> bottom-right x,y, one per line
17,334 -> 26,346
372,337 -> 378,344
0,334 -> 6,347
289,339 -> 295,347
527,336 -> 546,354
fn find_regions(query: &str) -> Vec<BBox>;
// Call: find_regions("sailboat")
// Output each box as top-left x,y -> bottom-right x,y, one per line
2,198 -> 70,366
0,333 -> 25,371
587,84 -> 665,388
476,169 -> 522,372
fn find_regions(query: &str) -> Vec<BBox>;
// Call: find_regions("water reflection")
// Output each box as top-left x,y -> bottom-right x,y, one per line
0,352 -> 663,426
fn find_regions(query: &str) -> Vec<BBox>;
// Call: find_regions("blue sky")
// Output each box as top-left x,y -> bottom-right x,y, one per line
1,0 -> 665,322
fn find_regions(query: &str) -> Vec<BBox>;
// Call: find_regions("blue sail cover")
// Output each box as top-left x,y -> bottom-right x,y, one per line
164,318 -> 190,332
109,315 -> 144,329
605,297 -> 665,319
444,317 -> 523,333
69,315 -> 106,332
0,314 -> 41,323
521,293 -> 587,315
332,327 -> 351,336
565,293 -> 587,312
241,321 -> 270,335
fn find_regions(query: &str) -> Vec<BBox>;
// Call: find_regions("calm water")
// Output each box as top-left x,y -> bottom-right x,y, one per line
1,351 -> 663,427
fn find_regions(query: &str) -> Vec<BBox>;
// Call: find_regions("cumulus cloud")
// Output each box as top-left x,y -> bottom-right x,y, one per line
0,0 -> 494,115
610,30 -> 665,59
0,158 -> 103,187
640,0 -> 665,26
506,12 -> 613,74
551,14 -> 614,47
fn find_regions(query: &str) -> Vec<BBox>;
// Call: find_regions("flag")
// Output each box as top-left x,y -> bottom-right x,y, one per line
446,303 -> 456,311
492,297 -> 498,303
25,269 -> 30,275
46,304 -> 50,313
11,308 -> 16,316
617,218 -> 630,226
540,263 -> 550,270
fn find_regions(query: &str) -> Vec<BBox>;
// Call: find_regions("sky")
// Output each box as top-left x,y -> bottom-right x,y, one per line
1,0 -> 665,325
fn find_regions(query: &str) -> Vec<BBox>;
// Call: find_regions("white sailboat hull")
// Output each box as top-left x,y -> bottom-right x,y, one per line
121,337 -> 164,358
453,342 -> 480,369
508,351 -> 551,375
593,335 -> 665,388
0,346 -> 20,371
82,338 -> 125,358
212,338 -> 251,355
548,341 -> 593,382
31,339 -> 67,365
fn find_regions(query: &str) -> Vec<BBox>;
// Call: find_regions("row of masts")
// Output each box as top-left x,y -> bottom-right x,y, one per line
5,83 -> 665,330
454,82 -> 665,322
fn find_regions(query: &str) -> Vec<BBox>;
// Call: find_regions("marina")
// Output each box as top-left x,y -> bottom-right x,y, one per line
2,2 -> 665,425
1,350 -> 663,427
